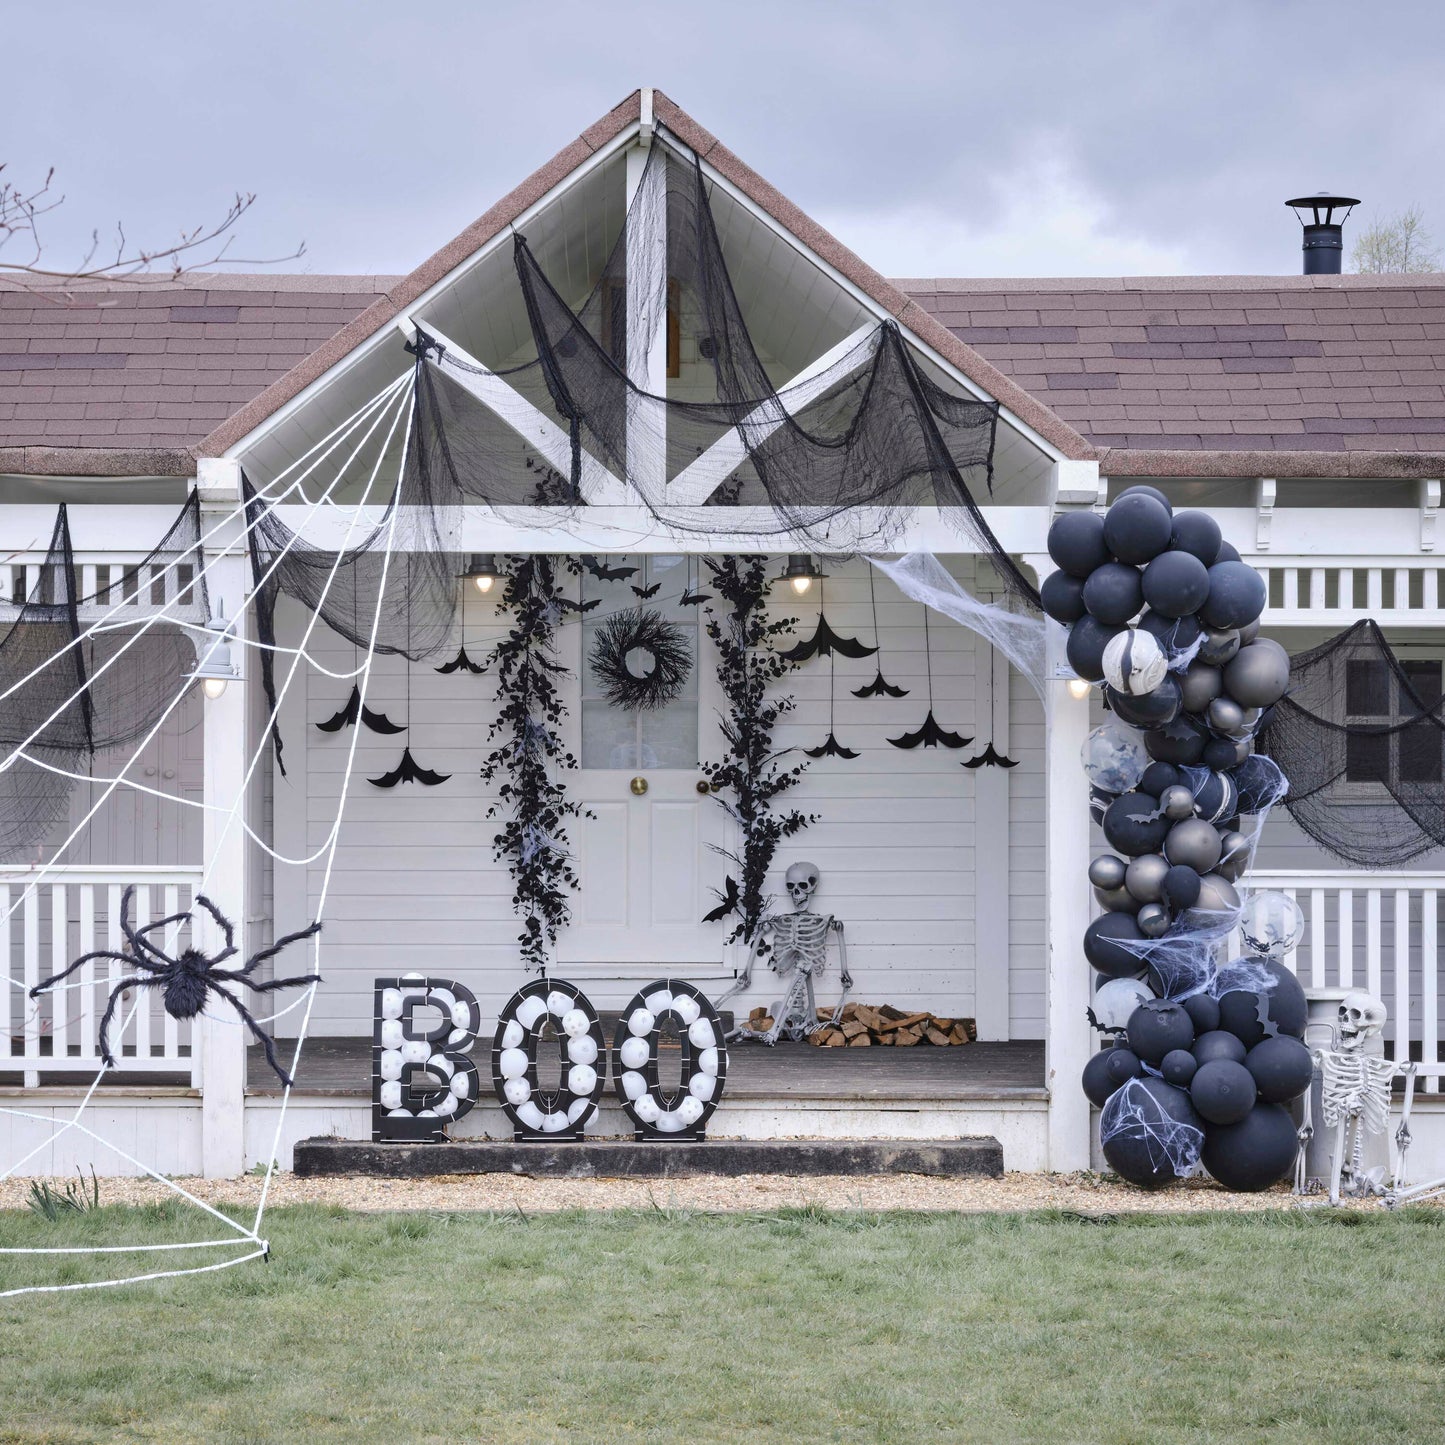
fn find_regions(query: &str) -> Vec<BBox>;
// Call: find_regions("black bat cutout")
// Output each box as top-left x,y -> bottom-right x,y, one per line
315,685 -> 407,735
583,559 -> 638,581
805,731 -> 860,760
887,711 -> 972,750
368,747 -> 450,788
703,875 -> 741,923
680,589 -> 713,607
434,646 -> 487,675
556,596 -> 602,614
631,581 -> 662,599
852,669 -> 909,699
779,613 -> 879,663
961,741 -> 1020,769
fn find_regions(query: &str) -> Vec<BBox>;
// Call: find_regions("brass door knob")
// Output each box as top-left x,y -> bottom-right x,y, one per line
696,779 -> 711,795
630,776 -> 648,796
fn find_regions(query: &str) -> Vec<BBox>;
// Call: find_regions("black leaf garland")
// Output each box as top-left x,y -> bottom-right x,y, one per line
888,606 -> 970,750
699,556 -> 814,942
589,607 -> 693,712
479,555 -> 589,972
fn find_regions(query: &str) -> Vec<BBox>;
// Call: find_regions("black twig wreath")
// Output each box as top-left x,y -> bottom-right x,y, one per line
589,607 -> 693,711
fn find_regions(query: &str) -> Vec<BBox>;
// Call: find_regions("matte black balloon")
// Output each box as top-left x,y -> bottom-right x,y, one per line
1190,1059 -> 1257,1125
1214,540 -> 1243,565
1048,510 -> 1112,578
1223,639 -> 1291,708
1088,854 -> 1128,890
1143,718 -> 1208,765
1232,754 -> 1284,815
1084,912 -> 1148,979
1193,1029 -> 1247,1066
1160,1048 -> 1198,1086
1089,789 -> 1112,828
1165,818 -> 1223,873
1105,677 -> 1181,728
1066,616 -> 1124,683
1114,484 -> 1172,513
1104,493 -> 1174,566
1161,864 -> 1202,911
1183,993 -> 1222,1034
1105,1047 -> 1144,1086
1218,959 -> 1308,1044
1083,562 -> 1145,626
1138,609 -> 1202,657
1179,663 -> 1223,716
1142,550 -> 1211,618
1127,1000 -> 1196,1064
1041,569 -> 1089,623
1103,792 -> 1171,857
1246,1035 -> 1314,1104
1200,1102 -> 1298,1192
1239,619 -> 1261,645
1083,1047 -> 1126,1107
1139,761 -> 1181,796
1202,738 -> 1240,772
1100,1077 -> 1202,1189
1198,627 -> 1242,665
1202,561 -> 1267,630
1169,510 -> 1223,565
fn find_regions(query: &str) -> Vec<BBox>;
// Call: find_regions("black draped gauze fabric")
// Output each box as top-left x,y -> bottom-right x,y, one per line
1260,619 -> 1445,866
0,494 -> 207,860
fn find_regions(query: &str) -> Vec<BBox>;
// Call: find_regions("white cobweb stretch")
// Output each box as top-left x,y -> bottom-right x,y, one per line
0,373 -> 414,1297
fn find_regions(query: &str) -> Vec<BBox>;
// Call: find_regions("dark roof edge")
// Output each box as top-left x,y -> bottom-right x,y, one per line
1099,446 -> 1445,480
0,445 -> 195,478
899,274 -> 1445,294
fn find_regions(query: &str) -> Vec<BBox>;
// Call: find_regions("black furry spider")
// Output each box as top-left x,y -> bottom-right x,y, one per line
30,886 -> 321,1086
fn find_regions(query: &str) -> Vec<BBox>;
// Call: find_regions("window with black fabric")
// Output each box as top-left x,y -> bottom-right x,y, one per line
1344,655 -> 1443,786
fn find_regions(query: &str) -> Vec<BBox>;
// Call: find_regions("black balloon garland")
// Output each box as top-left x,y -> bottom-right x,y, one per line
699,557 -> 814,943
1046,486 -> 1311,1192
479,555 -> 589,972
588,606 -> 693,712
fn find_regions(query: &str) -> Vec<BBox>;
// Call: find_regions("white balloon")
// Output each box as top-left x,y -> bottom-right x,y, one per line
633,1095 -> 661,1123
380,988 -> 404,1020
1091,977 -> 1155,1032
516,995 -> 548,1030
561,1008 -> 591,1039
628,1008 -> 656,1037
697,1046 -> 720,1077
446,1028 -> 470,1048
567,1034 -> 598,1066
654,1109 -> 686,1133
671,995 -> 701,1027
401,1038 -> 430,1065
378,1049 -> 404,1082
499,1047 -> 529,1080
688,1073 -> 716,1102
620,1070 -> 647,1101
379,1019 -> 404,1051
567,1064 -> 598,1096
450,999 -> 474,1031
504,1077 -> 531,1107
434,1094 -> 458,1117
428,987 -> 457,1016
427,1053 -> 455,1078
1102,628 -> 1168,696
678,1096 -> 706,1125
386,1107 -> 411,1119
449,1071 -> 473,1098
546,990 -> 572,1018
417,1109 -> 438,1119
515,1100 -> 546,1130
379,1080 -> 403,1110
566,1096 -> 593,1124
400,970 -> 426,984
500,1020 -> 525,1050
540,1111 -> 569,1133
619,1036 -> 651,1071
645,989 -> 673,1015
687,1018 -> 716,1049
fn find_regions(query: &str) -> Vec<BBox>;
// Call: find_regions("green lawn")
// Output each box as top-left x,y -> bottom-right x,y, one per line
2,1204 -> 1443,1443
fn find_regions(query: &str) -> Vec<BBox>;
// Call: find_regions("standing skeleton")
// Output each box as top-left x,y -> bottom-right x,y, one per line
726,861 -> 851,1045
1296,990 -> 1403,1205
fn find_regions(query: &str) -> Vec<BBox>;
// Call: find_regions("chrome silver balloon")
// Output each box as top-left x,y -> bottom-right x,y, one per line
1124,852 -> 1170,903
1088,854 -> 1128,891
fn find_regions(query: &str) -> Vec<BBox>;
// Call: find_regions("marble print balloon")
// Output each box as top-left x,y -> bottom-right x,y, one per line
1081,722 -> 1148,794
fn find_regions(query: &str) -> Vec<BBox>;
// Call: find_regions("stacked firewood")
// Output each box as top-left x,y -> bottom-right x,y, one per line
743,1003 -> 977,1048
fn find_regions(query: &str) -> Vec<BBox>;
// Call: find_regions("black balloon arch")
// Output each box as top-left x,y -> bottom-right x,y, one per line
1044,487 -> 1312,1192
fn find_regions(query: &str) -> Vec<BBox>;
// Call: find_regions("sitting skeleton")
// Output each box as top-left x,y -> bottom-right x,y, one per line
730,862 -> 851,1045
1296,990 -> 1402,1205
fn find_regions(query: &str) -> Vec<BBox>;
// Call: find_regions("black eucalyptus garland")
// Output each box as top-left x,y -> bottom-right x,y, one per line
700,556 -> 814,945
479,555 -> 589,972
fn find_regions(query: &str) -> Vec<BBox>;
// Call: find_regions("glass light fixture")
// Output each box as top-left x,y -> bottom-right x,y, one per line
1066,677 -> 1093,701
779,554 -> 825,595
460,553 -> 501,595
193,602 -> 238,700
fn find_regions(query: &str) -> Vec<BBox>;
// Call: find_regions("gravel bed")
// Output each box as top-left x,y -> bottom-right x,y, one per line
4,1171 -> 1433,1215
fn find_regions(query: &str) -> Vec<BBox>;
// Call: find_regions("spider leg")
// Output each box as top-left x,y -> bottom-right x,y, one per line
210,982 -> 295,1088
136,909 -> 194,939
213,970 -> 322,994
96,976 -> 161,1069
30,950 -> 158,997
192,894 -> 237,962
229,921 -> 322,979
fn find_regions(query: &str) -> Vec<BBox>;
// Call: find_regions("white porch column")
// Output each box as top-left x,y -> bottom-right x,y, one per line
1029,554 -> 1094,1172
197,457 -> 249,1178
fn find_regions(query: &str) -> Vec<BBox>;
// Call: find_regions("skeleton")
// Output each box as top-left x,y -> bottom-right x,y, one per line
725,862 -> 851,1045
1296,990 -> 1403,1205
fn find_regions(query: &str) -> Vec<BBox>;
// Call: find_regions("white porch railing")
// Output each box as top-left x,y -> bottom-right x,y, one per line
1247,869 -> 1444,1092
1253,559 -> 1445,626
2,867 -> 204,1087
1,555 -> 199,617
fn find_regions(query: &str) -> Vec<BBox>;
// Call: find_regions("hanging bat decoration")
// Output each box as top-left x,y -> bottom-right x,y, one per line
368,747 -> 450,788
852,668 -> 909,699
962,741 -> 1019,769
583,558 -> 638,582
679,587 -> 713,607
703,875 -> 741,923
315,685 -> 406,735
630,581 -> 662,600
887,711 -> 972,750
435,645 -> 488,675
805,732 -> 860,760
779,614 -> 879,664
556,595 -> 602,614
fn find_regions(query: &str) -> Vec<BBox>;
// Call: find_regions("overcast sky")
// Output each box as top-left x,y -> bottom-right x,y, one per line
9,0 -> 1444,281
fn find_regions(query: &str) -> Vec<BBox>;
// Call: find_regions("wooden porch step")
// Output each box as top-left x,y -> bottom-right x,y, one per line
292,1136 -> 1004,1180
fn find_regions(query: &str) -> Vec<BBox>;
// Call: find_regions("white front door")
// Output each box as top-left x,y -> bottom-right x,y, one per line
558,555 -> 728,966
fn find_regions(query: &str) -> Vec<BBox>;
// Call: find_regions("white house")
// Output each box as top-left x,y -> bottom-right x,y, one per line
3,90 -> 1442,1180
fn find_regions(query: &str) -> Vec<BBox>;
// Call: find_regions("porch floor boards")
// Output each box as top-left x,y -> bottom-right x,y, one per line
247,1037 -> 1047,1101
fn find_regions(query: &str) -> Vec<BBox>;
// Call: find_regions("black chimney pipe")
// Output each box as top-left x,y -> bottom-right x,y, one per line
1285,192 -> 1361,275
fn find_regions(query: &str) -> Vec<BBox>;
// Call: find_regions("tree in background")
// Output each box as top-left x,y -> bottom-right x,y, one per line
1350,206 -> 1442,274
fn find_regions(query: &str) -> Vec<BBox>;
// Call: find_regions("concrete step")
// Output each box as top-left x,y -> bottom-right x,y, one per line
293,1135 -> 1004,1180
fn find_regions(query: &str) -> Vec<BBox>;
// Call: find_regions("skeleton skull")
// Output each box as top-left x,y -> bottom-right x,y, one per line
1337,989 -> 1387,1050
785,861 -> 820,911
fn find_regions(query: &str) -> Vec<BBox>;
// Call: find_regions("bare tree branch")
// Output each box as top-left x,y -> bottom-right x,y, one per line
1350,205 -> 1443,275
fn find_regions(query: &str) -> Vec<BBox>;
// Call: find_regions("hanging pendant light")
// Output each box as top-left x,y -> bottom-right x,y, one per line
193,601 -> 239,700
778,554 -> 825,596
460,553 -> 501,595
